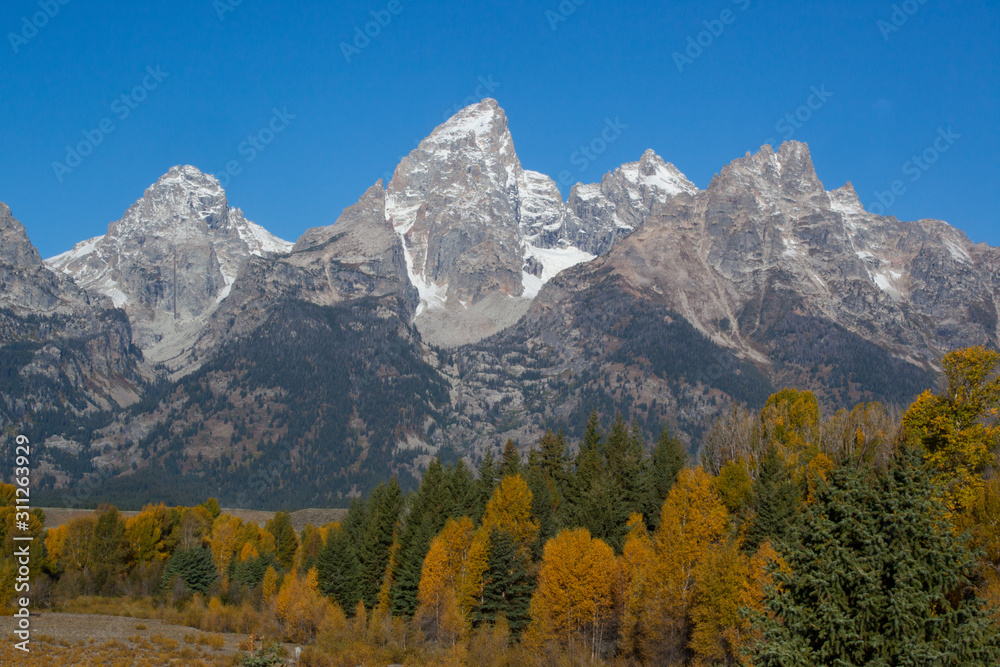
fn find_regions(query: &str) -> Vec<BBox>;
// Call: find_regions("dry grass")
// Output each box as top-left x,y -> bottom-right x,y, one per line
0,635 -> 238,666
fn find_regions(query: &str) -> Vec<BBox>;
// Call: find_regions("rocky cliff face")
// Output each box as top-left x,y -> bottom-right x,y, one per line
0,204 -> 146,435
384,99 -> 694,346
45,166 -> 291,373
13,100 -> 1000,507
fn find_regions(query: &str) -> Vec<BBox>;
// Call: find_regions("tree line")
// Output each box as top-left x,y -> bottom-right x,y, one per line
5,346 -> 1000,665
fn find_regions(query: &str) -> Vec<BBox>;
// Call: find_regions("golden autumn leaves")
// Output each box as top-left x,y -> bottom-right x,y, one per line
413,468 -> 777,664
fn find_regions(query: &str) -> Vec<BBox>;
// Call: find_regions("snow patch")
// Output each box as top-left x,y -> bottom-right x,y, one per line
872,269 -> 903,300
944,239 -> 972,264
45,235 -> 105,272
521,244 -> 596,298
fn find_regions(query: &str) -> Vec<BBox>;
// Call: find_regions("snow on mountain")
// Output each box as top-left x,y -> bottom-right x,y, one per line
45,165 -> 291,372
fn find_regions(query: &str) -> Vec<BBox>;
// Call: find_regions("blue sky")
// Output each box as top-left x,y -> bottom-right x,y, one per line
0,0 -> 996,258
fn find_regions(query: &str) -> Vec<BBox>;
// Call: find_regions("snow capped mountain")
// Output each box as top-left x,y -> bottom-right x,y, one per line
45,165 -> 291,371
380,99 -> 696,345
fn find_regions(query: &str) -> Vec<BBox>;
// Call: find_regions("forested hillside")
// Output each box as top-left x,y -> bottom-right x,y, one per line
7,346 -> 1000,665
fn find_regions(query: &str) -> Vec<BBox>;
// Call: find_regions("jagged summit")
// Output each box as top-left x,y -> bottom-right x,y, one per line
45,166 -> 292,372
0,201 -> 44,270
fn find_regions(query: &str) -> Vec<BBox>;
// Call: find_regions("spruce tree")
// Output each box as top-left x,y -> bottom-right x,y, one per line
162,546 -> 217,594
356,478 -> 403,609
647,427 -> 687,529
526,453 -> 562,559
449,459 -> 476,517
475,527 -> 534,636
390,458 -> 456,617
565,411 -> 605,528
755,447 -> 1000,665
318,498 -> 366,611
500,439 -> 521,477
604,416 -> 652,534
745,445 -> 798,551
470,450 -> 499,523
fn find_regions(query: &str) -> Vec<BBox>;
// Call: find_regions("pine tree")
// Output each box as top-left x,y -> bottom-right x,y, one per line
356,478 -> 403,610
647,427 -> 687,529
745,445 -> 798,551
316,525 -> 359,610
755,447 -> 1000,665
526,452 -> 562,557
500,439 -> 521,477
162,546 -> 217,594
471,450 -> 499,524
565,411 -> 607,529
449,459 -> 476,517
601,416 -> 651,547
391,458 -> 457,617
265,510 -> 299,571
475,527 -> 534,636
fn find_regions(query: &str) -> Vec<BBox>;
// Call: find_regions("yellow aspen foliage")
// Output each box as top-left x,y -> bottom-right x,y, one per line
124,511 -> 164,564
353,599 -> 368,636
526,527 -> 617,655
904,346 -> 1000,512
480,475 -> 540,554
416,516 -> 476,641
460,475 -> 539,616
761,388 -> 820,457
207,513 -> 243,572
688,540 -> 750,666
61,516 -> 98,572
618,514 -> 655,658
715,458 -> 754,513
633,466 -> 729,664
239,541 -> 258,562
272,567 -> 328,643
375,534 -> 400,616
803,450 -> 835,503
45,524 -> 70,564
261,565 -> 278,601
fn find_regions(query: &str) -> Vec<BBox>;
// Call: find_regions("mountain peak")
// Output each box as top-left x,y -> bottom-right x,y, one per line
618,149 -> 698,197
0,202 -> 43,269
425,98 -> 509,148
146,165 -> 223,198
713,140 -> 823,197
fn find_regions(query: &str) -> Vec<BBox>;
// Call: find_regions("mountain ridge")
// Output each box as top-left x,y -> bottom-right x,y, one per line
1,98 -> 994,508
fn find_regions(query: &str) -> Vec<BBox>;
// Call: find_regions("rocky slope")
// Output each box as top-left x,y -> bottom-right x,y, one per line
0,203 -> 146,445
385,99 -> 694,346
8,100 -> 999,507
46,166 -> 292,374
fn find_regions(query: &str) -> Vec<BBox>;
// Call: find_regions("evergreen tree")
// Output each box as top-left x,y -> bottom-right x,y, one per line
565,411 -> 606,528
470,450 -> 499,523
536,429 -> 571,495
475,527 -> 534,636
602,416 -> 652,543
526,448 -> 564,555
745,445 -> 798,551
265,510 -> 299,571
449,459 -> 476,517
317,525 -> 360,611
755,447 -> 1000,665
500,439 -> 521,477
390,458 -> 457,617
580,472 -> 630,552
162,546 -> 217,594
647,427 -> 687,529
89,505 -> 127,592
230,552 -> 277,591
356,478 -> 403,610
